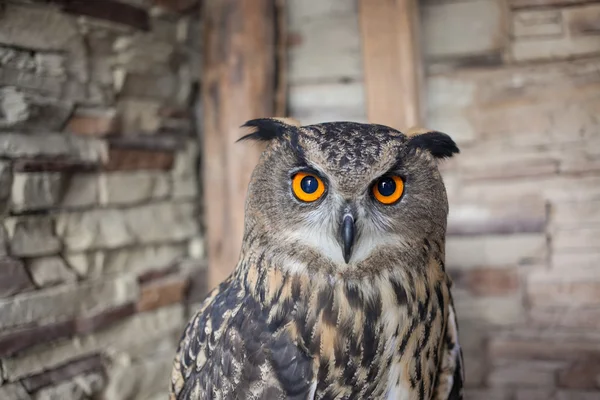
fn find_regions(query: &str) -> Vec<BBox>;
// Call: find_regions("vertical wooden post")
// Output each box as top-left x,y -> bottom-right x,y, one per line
358,0 -> 424,131
202,0 -> 278,289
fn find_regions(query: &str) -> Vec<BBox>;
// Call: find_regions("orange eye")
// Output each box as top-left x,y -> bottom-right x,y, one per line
372,175 -> 404,204
292,172 -> 325,202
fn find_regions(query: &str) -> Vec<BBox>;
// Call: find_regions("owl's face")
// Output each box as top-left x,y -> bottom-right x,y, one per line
241,119 -> 458,275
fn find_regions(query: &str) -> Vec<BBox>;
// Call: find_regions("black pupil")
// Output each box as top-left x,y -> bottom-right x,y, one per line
378,178 -> 396,196
300,176 -> 318,194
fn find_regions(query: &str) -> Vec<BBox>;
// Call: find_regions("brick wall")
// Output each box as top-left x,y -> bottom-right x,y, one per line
0,1 -> 206,399
289,0 -> 600,399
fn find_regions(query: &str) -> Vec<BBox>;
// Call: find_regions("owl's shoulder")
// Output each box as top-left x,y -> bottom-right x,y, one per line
170,278 -> 314,400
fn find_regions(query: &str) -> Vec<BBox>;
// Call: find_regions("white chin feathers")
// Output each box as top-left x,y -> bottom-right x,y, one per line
284,226 -> 404,269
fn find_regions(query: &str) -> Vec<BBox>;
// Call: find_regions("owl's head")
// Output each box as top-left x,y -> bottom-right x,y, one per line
238,118 -> 459,276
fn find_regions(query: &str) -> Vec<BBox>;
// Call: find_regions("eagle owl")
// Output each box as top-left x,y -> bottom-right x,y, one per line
170,119 -> 464,400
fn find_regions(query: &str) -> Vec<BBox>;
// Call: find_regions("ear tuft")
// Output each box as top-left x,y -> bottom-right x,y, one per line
407,131 -> 460,159
237,118 -> 300,143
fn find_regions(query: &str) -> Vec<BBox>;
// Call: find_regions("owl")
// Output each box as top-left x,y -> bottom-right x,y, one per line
170,118 -> 464,400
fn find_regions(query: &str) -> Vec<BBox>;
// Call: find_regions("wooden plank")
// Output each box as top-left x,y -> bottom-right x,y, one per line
202,0 -> 278,289
358,0 -> 424,130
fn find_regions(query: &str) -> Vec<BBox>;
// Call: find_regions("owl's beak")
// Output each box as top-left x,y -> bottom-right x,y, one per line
341,213 -> 355,264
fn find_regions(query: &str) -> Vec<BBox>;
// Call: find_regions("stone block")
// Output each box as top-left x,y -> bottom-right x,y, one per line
427,58 -> 600,148
289,82 -> 367,125
454,288 -> 525,325
463,388 -> 512,400
530,307 -> 600,330
566,4 -> 600,37
447,197 -> 546,236
124,330 -> 181,361
172,140 -> 199,199
3,305 -> 183,380
558,358 -> 600,390
56,210 -> 131,252
21,355 -> 104,393
0,383 -> 31,400
10,172 -> 63,212
0,304 -> 135,358
55,171 -> 170,208
452,267 -> 520,296
462,354 -> 486,388
426,75 -> 477,144
4,217 -> 61,257
27,256 -> 77,288
444,150 -> 558,181
551,251 -> 600,271
528,279 -> 600,307
422,0 -> 507,59
489,335 -> 600,361
32,372 -> 105,400
0,133 -> 107,163
103,147 -> 174,171
159,116 -> 194,135
511,33 -> 600,63
513,9 -> 564,38
553,228 -> 600,251
511,5 -> 600,63
287,10 -> 362,84
514,389 -> 557,400
0,87 -> 73,132
0,8 -> 87,100
187,236 -> 205,260
136,274 -> 189,312
102,356 -> 174,400
99,171 -> 171,205
552,200 -> 600,232
0,4 -> 79,51
119,72 -> 178,101
0,257 -> 35,298
556,391 -> 600,400
446,233 -> 547,269
183,260 -> 209,304
560,153 -> 600,174
487,359 -> 564,387
65,243 -> 187,278
65,107 -> 117,136
61,174 -> 100,208
117,98 -> 162,134
113,34 -> 175,74
462,175 -> 600,207
56,201 -> 198,251
0,45 -> 65,78
0,275 -> 138,330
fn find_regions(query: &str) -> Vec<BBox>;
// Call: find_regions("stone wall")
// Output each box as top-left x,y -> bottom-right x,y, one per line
0,1 -> 206,399
289,0 -> 600,399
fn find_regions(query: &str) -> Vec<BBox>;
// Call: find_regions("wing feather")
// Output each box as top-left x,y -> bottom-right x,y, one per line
169,279 -> 314,400
434,297 -> 464,400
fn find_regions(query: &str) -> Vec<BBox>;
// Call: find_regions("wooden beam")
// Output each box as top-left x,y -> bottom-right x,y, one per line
202,0 -> 279,289
358,0 -> 424,131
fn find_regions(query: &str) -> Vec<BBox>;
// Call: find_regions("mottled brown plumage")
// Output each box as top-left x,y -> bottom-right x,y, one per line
170,119 -> 464,400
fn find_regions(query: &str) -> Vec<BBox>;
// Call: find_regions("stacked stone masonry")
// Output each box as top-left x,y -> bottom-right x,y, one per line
288,0 -> 600,399
424,1 -> 600,398
0,1 -> 206,399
